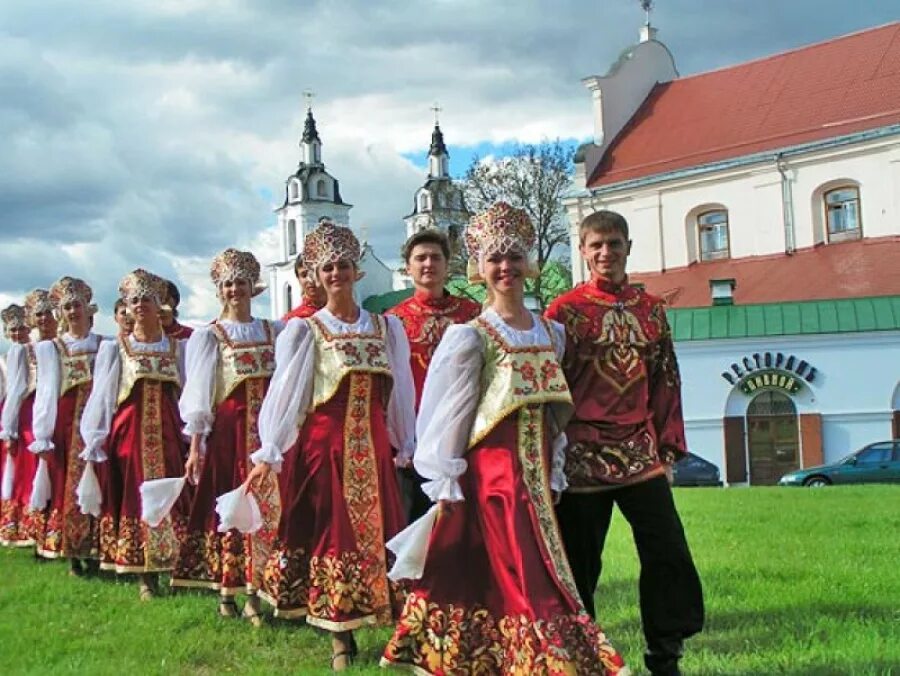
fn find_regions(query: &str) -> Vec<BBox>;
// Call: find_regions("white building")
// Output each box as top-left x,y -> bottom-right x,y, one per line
268,107 -> 394,317
567,20 -> 900,484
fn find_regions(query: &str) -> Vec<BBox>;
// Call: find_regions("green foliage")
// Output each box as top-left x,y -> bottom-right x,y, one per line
1,486 -> 898,674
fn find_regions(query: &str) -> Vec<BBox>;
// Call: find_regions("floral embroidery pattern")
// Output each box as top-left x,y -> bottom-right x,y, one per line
98,514 -> 187,573
62,384 -> 99,559
140,381 -> 180,572
565,430 -> 658,487
382,592 -> 626,675
516,405 -> 582,605
342,373 -> 392,624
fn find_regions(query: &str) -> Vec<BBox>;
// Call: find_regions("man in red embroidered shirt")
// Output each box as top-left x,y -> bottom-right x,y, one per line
388,229 -> 480,520
546,210 -> 703,676
282,253 -> 325,321
161,280 -> 193,340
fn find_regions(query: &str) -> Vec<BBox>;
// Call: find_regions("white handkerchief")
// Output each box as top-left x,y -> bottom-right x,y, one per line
29,457 -> 52,510
139,477 -> 186,527
1,453 -> 14,500
215,487 -> 263,534
76,463 -> 102,517
386,504 -> 439,581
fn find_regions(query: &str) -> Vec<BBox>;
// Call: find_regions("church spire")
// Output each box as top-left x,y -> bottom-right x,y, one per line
299,92 -> 323,166
639,0 -> 658,42
301,109 -> 321,145
428,103 -> 449,179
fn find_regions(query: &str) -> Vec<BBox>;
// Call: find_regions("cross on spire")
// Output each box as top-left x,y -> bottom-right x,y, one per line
431,102 -> 442,125
640,0 -> 654,26
303,89 -> 315,112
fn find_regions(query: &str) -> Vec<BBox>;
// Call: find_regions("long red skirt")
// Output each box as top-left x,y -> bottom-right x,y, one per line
172,379 -> 280,595
36,384 -> 98,559
382,405 -> 627,675
100,380 -> 190,573
0,394 -> 39,547
260,373 -> 407,630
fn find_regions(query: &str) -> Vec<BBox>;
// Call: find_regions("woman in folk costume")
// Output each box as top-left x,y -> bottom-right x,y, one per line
0,292 -> 58,547
243,221 -> 415,670
28,278 -> 103,570
172,248 -> 282,624
381,203 -> 628,675
1,304 -> 32,544
79,269 -> 190,600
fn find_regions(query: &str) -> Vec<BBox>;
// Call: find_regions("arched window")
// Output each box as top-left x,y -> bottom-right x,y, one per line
316,179 -> 327,198
824,186 -> 861,241
418,192 -> 430,212
287,219 -> 297,256
289,181 -> 299,200
698,209 -> 730,261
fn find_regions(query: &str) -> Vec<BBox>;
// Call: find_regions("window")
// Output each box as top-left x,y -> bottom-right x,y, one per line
418,192 -> 430,212
316,179 -> 327,198
824,186 -> 861,241
698,210 -> 729,261
855,443 -> 892,465
284,284 -> 293,311
289,181 -> 299,200
287,220 -> 297,256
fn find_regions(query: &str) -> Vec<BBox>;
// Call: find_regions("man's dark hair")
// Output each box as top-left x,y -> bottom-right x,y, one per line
293,253 -> 305,277
579,210 -> 629,244
114,298 -> 126,313
165,280 -> 181,318
402,228 -> 450,263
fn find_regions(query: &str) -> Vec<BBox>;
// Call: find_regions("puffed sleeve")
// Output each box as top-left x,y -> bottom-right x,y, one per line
0,344 -> 27,441
28,341 -> 61,453
384,314 -> 416,463
249,318 -> 314,471
414,324 -> 483,502
78,341 -> 121,462
0,362 -> 6,403
178,327 -> 217,438
547,318 -> 569,493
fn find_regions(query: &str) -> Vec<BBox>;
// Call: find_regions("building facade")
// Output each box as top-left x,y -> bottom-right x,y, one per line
568,21 -> 900,484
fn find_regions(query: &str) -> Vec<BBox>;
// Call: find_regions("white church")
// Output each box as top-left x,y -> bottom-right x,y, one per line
267,108 -> 394,318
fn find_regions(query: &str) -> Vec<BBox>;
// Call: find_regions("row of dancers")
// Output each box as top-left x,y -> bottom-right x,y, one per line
0,203 -> 703,675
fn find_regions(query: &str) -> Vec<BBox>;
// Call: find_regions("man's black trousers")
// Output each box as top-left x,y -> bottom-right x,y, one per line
555,476 -> 704,666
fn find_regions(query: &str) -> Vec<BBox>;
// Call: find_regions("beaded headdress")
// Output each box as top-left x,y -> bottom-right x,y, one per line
465,202 -> 537,282
118,269 -> 169,306
49,277 -> 97,316
1,304 -> 27,337
23,289 -> 54,327
302,221 -> 361,272
210,248 -> 266,298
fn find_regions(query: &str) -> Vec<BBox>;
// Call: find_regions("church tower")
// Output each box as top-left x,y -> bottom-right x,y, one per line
269,105 -> 353,318
403,112 -> 470,255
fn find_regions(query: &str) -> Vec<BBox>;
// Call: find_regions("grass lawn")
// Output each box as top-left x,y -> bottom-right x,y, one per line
1,486 -> 898,675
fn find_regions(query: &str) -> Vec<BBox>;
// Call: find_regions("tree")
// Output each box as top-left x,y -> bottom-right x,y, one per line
463,140 -> 574,307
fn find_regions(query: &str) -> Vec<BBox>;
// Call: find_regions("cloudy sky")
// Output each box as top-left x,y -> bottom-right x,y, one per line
1,0 -> 897,340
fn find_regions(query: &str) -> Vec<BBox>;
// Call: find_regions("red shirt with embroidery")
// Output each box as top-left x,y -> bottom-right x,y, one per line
282,300 -> 323,321
165,321 -> 193,340
545,277 -> 686,491
388,289 -> 482,409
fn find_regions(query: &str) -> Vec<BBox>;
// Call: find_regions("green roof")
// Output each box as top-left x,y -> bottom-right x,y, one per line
668,295 -> 900,341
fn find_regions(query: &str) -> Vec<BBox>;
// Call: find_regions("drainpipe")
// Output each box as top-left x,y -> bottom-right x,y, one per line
657,192 -> 666,272
776,153 -> 796,254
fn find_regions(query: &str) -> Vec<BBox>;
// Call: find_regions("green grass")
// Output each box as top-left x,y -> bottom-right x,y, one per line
2,487 -> 899,675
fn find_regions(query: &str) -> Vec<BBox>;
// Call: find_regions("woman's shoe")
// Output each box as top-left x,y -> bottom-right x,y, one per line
241,596 -> 264,627
330,651 -> 353,672
218,598 -> 239,618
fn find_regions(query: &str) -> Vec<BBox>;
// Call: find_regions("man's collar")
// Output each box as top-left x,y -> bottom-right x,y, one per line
590,274 -> 629,295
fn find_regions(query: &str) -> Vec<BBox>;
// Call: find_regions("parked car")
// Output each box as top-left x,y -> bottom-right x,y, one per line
778,440 -> 900,487
672,452 -> 722,487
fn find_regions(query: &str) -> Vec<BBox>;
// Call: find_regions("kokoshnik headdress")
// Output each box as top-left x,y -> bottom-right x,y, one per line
465,201 -> 537,282
1,304 -> 27,338
301,221 -> 363,283
23,289 -> 54,328
210,248 -> 266,298
49,277 -> 98,317
118,269 -> 169,307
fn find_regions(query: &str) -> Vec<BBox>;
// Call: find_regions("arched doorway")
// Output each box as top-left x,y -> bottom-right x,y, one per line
746,390 -> 800,485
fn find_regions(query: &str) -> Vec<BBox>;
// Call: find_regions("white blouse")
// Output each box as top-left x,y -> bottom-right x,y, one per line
79,335 -> 186,463
414,309 -> 569,503
179,318 -> 285,438
249,309 -> 416,472
0,343 -> 29,441
29,333 -> 105,453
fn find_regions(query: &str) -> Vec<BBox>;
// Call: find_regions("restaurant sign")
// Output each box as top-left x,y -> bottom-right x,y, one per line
721,351 -> 817,395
